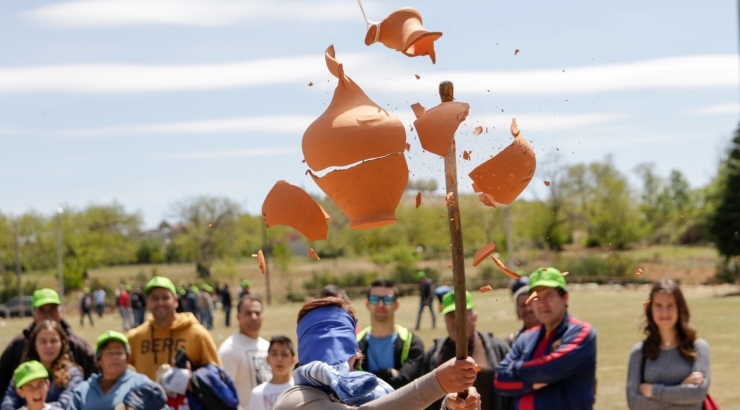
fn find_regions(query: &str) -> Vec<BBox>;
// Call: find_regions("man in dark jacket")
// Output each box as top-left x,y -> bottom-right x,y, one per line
494,268 -> 597,410
0,288 -> 98,403
423,290 -> 512,410
415,271 -> 435,330
357,279 -> 424,389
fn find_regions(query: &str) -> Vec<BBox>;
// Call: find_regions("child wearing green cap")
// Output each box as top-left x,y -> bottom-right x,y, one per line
12,361 -> 62,410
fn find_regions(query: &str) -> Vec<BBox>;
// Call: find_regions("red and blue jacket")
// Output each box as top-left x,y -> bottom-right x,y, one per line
494,313 -> 597,410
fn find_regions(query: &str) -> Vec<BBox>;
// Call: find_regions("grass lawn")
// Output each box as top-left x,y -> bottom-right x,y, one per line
0,286 -> 737,409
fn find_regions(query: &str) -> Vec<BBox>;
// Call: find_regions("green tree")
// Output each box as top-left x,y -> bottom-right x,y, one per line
709,124 -> 740,282
170,196 -> 241,277
136,238 -> 165,264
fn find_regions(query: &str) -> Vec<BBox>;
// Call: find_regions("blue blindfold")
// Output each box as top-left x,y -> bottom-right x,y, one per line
297,306 -> 358,366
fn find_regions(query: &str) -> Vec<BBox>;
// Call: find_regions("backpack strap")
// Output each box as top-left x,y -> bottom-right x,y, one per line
640,346 -> 647,383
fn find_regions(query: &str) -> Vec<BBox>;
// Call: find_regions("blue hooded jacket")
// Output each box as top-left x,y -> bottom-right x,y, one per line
494,313 -> 597,410
68,368 -> 167,410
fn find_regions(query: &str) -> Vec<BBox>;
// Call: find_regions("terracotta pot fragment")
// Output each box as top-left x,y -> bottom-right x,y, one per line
412,101 -> 469,157
302,45 -> 406,172
469,118 -> 536,205
479,193 -> 496,208
525,291 -> 538,305
480,285 -> 493,293
364,8 -> 442,63
472,183 -> 482,193
308,154 -> 408,230
544,181 -> 551,186
262,180 -> 330,242
255,250 -> 266,274
473,241 -> 497,267
308,248 -> 320,261
491,255 -> 521,279
415,192 -> 422,208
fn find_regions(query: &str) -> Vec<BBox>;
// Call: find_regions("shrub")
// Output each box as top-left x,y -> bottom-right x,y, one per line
715,258 -> 740,284
556,253 -> 634,277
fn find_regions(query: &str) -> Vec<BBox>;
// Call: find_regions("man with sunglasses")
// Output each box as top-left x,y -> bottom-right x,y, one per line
356,280 -> 425,389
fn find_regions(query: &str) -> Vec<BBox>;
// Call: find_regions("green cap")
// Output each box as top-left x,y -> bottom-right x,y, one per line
178,288 -> 186,296
190,285 -> 199,293
529,267 -> 567,292
202,284 -> 213,292
415,271 -> 425,280
32,288 -> 61,308
441,290 -> 475,315
125,284 -> 132,291
240,280 -> 251,288
144,276 -> 177,296
96,330 -> 129,353
13,361 -> 48,389
84,288 -> 90,293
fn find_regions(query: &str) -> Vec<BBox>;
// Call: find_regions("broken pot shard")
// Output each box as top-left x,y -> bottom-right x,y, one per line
479,193 -> 496,208
415,192 -> 422,208
472,182 -> 482,193
491,255 -> 521,279
412,101 -> 470,157
469,117 -> 536,205
364,8 -> 443,63
256,250 -> 266,274
308,248 -> 320,260
302,45 -> 406,172
473,126 -> 483,136
525,291 -> 538,305
473,242 -> 497,267
480,285 -> 493,293
463,151 -> 471,160
262,180 -> 330,241
308,153 -> 408,230
544,180 -> 551,186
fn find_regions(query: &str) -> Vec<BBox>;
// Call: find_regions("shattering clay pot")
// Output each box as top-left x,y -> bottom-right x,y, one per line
261,180 -> 330,241
411,101 -> 470,157
364,8 -> 442,63
302,45 -> 406,172
469,118 -> 536,205
308,154 -> 408,230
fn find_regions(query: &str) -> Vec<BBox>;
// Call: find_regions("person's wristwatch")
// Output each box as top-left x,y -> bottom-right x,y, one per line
441,397 -> 452,410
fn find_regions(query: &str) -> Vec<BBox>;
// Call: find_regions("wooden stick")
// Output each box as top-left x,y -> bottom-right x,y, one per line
440,81 -> 469,398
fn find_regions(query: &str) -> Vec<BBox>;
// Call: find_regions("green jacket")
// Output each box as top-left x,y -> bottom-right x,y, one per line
357,325 -> 425,389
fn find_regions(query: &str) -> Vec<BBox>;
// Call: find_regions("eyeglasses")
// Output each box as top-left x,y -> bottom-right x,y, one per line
367,295 -> 396,305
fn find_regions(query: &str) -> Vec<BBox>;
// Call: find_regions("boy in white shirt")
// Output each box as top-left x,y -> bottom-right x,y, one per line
248,336 -> 296,410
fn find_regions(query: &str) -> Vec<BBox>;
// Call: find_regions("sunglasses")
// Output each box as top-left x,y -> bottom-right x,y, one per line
367,295 -> 396,305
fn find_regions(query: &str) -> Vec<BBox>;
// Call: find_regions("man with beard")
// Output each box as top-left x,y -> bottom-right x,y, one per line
357,280 -> 425,389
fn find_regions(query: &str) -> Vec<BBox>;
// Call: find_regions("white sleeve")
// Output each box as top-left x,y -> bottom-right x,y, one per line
248,389 -> 266,410
218,341 -> 240,383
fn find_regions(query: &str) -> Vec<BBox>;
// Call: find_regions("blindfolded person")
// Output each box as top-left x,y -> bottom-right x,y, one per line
274,297 -> 481,410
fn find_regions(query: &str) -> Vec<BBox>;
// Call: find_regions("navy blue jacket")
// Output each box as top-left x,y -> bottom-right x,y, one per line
494,313 -> 597,410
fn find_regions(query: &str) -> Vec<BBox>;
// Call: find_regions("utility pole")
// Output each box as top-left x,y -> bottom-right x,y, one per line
14,222 -> 23,318
57,208 -> 64,304
261,221 -> 271,305
506,206 -> 515,270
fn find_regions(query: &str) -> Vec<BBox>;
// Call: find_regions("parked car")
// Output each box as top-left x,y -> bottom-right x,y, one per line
0,296 -> 33,318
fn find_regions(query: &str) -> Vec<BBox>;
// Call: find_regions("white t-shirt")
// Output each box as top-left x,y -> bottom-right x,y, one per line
248,380 -> 294,410
218,333 -> 271,410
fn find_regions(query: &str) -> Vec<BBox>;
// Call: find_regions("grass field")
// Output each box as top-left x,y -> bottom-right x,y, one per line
0,285 -> 737,409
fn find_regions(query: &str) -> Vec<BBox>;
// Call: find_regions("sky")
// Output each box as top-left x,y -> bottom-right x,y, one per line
1,0 -> 739,227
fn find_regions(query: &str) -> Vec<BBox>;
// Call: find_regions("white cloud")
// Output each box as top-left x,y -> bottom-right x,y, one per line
54,115 -> 315,138
149,147 -> 296,159
25,0 -> 362,27
401,54 -> 740,95
0,52 -> 379,93
461,112 -> 626,132
688,102 -> 740,115
1,54 -> 736,95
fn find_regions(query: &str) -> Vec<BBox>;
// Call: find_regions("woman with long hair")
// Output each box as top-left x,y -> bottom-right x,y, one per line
274,297 -> 481,410
626,279 -> 711,409
1,320 -> 83,410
